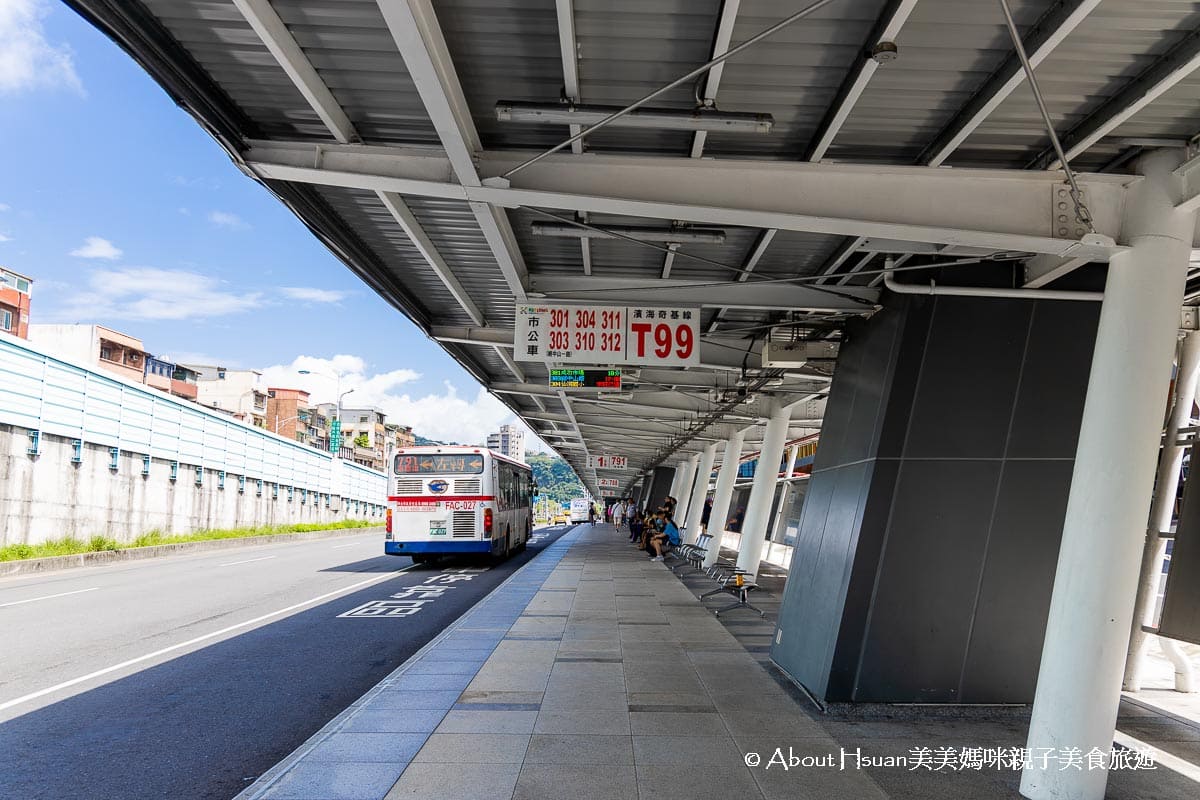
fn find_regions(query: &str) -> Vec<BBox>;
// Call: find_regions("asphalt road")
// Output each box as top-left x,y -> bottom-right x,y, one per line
0,524 -> 573,800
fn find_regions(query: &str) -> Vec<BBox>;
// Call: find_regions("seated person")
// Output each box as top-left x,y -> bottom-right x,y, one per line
629,512 -> 645,544
640,510 -> 664,551
649,512 -> 681,561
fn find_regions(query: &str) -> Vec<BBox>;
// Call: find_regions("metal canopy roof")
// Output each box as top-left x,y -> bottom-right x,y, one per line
67,0 -> 1200,493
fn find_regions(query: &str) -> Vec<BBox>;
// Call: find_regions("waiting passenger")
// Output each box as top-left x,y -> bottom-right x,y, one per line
629,511 -> 645,544
649,511 -> 681,561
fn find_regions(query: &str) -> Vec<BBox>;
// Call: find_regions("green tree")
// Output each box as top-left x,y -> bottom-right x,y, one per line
353,433 -> 370,448
527,452 -> 585,504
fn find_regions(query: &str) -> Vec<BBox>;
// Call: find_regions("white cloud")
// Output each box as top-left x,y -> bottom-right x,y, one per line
0,0 -> 83,94
48,267 -> 263,321
69,236 -> 122,260
280,286 -> 348,304
0,233 -> 10,243
208,210 -> 248,230
0,203 -> 10,211
258,354 -> 546,451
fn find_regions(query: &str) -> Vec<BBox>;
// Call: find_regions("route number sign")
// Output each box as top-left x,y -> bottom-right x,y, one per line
588,454 -> 628,469
516,304 -> 700,367
597,478 -> 619,488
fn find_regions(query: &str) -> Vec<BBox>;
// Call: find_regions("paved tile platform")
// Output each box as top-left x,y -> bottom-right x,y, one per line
240,524 -> 1199,799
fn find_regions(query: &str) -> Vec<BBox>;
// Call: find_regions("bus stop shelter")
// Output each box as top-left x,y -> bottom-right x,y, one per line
67,1 -> 1200,797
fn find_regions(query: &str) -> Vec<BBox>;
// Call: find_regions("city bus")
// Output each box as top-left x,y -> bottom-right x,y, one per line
385,446 -> 534,563
569,498 -> 592,524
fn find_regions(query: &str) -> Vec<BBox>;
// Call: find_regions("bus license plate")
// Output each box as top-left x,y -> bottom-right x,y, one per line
429,520 -> 447,536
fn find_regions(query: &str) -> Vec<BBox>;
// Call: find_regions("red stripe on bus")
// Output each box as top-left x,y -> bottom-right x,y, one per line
388,495 -> 495,503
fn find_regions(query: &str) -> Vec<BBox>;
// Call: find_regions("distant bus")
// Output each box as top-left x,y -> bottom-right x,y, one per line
569,498 -> 591,523
385,446 -> 534,563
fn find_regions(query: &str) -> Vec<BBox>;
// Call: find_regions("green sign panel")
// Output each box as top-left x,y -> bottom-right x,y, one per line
548,368 -> 622,390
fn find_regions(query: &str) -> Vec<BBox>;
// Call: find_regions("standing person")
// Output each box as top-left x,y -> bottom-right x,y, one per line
663,496 -> 677,519
613,499 -> 626,531
625,500 -> 636,529
727,506 -> 746,533
588,502 -> 596,526
700,497 -> 713,533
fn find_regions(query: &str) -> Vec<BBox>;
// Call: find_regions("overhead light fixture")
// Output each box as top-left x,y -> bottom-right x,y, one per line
532,221 -> 725,244
495,101 -> 773,134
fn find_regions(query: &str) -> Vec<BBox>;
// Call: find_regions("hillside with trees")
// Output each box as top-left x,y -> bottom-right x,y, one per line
526,452 -> 585,504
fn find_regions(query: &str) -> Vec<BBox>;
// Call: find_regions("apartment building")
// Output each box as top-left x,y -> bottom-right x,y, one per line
487,423 -> 526,463
0,268 -> 32,339
144,356 -> 199,400
188,366 -> 267,427
319,404 -> 387,471
29,324 -> 149,384
266,387 -> 311,441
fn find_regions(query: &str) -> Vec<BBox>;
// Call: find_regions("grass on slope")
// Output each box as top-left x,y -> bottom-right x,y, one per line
0,519 -> 376,562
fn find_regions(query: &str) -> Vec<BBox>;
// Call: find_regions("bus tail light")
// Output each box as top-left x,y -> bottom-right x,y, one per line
386,508 -> 393,535
483,507 -> 493,535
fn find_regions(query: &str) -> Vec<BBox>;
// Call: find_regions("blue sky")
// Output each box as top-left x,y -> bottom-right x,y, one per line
0,0 -> 541,448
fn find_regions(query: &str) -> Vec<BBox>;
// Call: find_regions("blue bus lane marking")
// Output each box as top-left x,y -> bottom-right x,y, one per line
336,567 -> 490,619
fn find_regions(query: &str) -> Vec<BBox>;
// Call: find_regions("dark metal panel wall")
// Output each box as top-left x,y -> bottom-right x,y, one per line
772,290 -> 1101,704
643,467 -> 677,515
771,302 -> 908,699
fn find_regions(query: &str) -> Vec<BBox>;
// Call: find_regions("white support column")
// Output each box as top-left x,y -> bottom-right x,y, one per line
769,481 -> 794,545
674,454 -> 700,527
735,403 -> 792,577
1124,330 -> 1200,693
784,442 -> 800,478
1021,149 -> 1198,800
684,442 -> 720,544
704,428 -> 747,569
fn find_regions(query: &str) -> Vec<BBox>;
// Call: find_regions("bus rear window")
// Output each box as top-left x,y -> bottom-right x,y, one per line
394,454 -> 485,475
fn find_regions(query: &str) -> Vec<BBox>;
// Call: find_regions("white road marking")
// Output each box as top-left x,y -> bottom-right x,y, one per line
331,543 -> 366,550
1114,730 -> 1200,782
0,587 -> 99,608
0,564 -> 415,713
218,556 -> 276,567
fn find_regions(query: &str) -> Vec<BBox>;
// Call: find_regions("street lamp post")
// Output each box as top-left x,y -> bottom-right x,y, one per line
298,367 -> 356,457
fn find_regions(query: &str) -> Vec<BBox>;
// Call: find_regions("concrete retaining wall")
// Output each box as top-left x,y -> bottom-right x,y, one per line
0,332 -> 388,547
0,426 -> 385,545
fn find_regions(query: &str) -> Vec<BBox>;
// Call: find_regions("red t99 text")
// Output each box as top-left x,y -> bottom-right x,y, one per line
630,322 -> 694,361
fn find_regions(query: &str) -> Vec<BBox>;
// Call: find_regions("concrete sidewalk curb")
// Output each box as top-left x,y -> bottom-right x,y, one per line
233,524 -> 581,800
0,526 -> 383,578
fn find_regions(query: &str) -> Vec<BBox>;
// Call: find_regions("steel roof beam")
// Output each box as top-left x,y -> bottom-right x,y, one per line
553,2 -> 590,271
660,243 -> 681,279
377,0 -> 530,301
376,191 -> 486,326
231,0 -> 358,144
1031,25 -> 1200,170
554,0 -> 584,155
531,274 -> 876,311
806,0 -> 920,162
247,142 -> 1132,257
812,236 -> 866,285
919,0 -> 1101,167
709,228 -> 777,331
691,0 -> 742,159
231,1 -> 495,341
